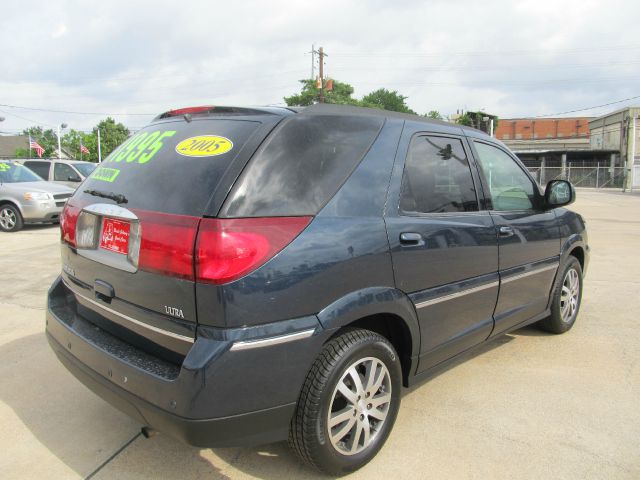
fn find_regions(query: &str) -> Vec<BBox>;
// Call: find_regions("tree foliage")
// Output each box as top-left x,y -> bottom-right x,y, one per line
284,79 -> 360,107
360,89 -> 416,114
15,127 -> 59,158
14,117 -> 130,162
425,110 -> 444,120
285,80 -> 417,114
455,113 -> 473,126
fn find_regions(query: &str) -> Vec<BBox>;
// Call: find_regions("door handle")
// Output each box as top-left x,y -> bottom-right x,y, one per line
498,226 -> 515,237
400,232 -> 424,246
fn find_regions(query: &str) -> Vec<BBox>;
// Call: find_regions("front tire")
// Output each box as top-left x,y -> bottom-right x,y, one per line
539,256 -> 583,334
289,329 -> 402,476
0,204 -> 23,232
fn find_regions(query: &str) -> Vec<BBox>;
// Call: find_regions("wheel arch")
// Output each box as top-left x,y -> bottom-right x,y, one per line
317,287 -> 420,386
0,198 -> 23,215
560,233 -> 588,273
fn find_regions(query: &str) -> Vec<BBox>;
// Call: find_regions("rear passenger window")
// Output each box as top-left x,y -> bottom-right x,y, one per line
400,136 -> 479,214
24,161 -> 50,180
221,115 -> 384,217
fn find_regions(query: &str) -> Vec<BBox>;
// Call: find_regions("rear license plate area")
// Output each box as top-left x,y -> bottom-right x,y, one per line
100,218 -> 130,255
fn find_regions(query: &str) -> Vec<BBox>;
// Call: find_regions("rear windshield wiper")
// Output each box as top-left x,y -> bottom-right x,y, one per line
84,189 -> 128,204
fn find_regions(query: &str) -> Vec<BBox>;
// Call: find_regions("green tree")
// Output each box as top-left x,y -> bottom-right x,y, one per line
15,127 -> 59,158
92,117 -> 130,161
284,79 -> 361,106
62,129 -> 94,161
425,110 -> 444,120
14,118 -> 130,161
360,88 -> 416,114
455,113 -> 473,126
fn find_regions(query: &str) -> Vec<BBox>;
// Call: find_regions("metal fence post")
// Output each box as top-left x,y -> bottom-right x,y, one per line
568,164 -> 571,183
596,163 -> 600,188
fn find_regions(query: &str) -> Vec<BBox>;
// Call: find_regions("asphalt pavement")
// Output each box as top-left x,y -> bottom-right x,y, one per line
0,189 -> 638,479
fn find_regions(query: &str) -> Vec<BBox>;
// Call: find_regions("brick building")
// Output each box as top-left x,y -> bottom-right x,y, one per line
495,118 -> 590,140
495,117 -> 619,188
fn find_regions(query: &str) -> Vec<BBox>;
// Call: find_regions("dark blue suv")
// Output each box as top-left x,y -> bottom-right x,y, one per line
46,104 -> 588,475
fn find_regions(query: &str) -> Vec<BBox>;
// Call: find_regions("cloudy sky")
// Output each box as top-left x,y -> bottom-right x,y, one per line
1,0 -> 639,133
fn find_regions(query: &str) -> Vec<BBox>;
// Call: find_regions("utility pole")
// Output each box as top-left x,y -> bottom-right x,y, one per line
318,46 -> 326,103
310,44 -> 316,79
631,114 -> 637,192
97,128 -> 102,163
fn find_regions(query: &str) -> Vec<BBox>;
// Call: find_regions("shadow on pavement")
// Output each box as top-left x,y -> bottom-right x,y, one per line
20,223 -> 60,231
0,333 -> 229,479
511,324 -> 552,337
1,327 -> 532,479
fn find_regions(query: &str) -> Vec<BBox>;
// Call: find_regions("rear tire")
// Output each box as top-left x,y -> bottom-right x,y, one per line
539,257 -> 583,334
289,328 -> 402,476
0,204 -> 23,232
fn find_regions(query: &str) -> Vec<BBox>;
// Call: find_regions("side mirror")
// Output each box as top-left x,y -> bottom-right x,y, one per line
68,175 -> 81,182
545,180 -> 575,208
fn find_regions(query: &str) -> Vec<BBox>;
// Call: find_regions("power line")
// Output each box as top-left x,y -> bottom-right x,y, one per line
532,94 -> 640,118
0,103 -> 155,116
331,43 -> 640,58
0,108 -> 53,127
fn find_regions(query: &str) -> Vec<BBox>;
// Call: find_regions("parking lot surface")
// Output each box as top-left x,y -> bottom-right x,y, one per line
0,189 -> 638,479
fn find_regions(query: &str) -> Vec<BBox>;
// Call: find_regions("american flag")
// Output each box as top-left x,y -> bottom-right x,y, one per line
29,135 -> 45,158
80,140 -> 89,155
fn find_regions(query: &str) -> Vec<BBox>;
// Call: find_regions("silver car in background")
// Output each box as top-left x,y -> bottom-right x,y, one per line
0,161 -> 74,232
19,159 -> 97,189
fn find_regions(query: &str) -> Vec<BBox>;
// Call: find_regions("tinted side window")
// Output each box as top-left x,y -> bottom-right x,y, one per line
222,115 -> 384,217
400,136 -> 479,214
24,161 -> 50,180
54,163 -> 79,181
474,142 -> 536,211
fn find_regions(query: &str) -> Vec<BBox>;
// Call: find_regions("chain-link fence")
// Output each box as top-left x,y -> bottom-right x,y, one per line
526,165 -> 626,188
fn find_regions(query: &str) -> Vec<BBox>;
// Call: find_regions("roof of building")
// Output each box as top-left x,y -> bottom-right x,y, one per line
0,135 -> 28,158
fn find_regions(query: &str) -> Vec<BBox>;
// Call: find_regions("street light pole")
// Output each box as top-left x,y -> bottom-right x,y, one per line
57,122 -> 68,159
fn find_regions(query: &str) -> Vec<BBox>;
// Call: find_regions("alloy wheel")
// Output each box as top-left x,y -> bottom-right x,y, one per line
0,207 -> 17,230
560,268 -> 580,322
327,356 -> 392,456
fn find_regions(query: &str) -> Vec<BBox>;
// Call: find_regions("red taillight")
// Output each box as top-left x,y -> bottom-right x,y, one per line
195,217 -> 312,285
134,210 -> 200,280
60,203 -> 81,247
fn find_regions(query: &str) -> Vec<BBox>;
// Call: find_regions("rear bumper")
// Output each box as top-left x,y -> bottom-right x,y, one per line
46,276 -> 329,447
47,331 -> 296,447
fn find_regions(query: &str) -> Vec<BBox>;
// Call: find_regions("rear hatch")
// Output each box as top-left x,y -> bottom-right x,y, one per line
59,113 -> 278,359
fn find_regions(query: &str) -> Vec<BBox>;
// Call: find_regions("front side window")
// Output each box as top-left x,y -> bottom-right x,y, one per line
54,163 -> 80,181
400,136 -> 479,214
473,142 -> 537,211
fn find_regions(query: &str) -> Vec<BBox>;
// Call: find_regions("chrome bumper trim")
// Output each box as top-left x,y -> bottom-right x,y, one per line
63,279 -> 194,344
230,329 -> 316,351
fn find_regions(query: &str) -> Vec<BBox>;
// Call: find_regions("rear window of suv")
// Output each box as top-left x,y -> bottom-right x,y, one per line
221,114 -> 384,217
76,119 -> 261,216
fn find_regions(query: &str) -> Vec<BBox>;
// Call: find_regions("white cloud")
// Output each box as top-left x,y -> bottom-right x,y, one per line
1,0 -> 639,132
51,23 -> 67,39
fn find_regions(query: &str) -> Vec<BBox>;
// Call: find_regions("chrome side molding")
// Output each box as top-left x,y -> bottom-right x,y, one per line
230,329 -> 316,351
